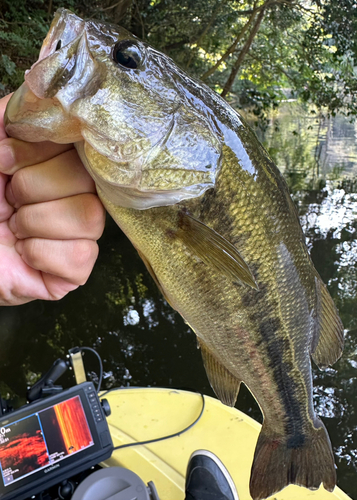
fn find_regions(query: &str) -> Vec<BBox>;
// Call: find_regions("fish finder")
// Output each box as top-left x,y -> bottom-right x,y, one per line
0,381 -> 113,500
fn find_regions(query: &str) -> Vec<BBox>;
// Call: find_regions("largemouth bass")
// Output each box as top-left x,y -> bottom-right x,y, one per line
4,9 -> 344,499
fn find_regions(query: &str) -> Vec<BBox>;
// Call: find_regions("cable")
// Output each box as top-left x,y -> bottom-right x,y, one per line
113,392 -> 205,450
79,347 -> 103,393
73,350 -> 205,449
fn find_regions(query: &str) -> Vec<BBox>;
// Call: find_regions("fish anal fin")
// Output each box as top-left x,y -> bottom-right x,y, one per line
136,248 -> 175,309
199,342 -> 241,407
250,418 -> 336,500
312,277 -> 344,369
176,212 -> 258,290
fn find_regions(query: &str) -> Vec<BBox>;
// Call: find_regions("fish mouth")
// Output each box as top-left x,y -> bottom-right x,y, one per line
4,82 -> 83,144
25,32 -> 100,107
4,10 -> 99,143
24,9 -> 86,100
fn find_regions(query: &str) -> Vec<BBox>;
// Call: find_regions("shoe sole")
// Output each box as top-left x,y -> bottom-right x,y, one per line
189,449 -> 239,500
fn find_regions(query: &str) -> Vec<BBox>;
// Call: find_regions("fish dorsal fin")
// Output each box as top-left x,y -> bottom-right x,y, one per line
311,277 -> 344,369
177,213 -> 258,290
199,341 -> 241,407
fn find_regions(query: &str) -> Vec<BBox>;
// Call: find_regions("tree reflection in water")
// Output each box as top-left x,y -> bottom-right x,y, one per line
293,178 -> 357,495
0,173 -> 356,498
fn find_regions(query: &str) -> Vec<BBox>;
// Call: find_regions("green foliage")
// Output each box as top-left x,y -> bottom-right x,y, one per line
0,0 -> 49,93
0,0 -> 356,119
292,0 -> 357,118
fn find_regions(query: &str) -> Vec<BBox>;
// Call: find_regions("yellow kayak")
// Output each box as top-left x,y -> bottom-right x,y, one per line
101,387 -> 350,500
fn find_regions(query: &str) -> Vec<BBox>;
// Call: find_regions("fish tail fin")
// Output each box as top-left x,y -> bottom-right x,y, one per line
249,419 -> 336,500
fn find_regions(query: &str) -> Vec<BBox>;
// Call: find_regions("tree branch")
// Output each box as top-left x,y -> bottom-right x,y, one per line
163,38 -> 190,51
199,0 -> 296,82
221,5 -> 267,97
186,1 -> 224,69
248,49 -> 297,83
100,1 -> 123,12
201,7 -> 258,81
133,0 -> 145,39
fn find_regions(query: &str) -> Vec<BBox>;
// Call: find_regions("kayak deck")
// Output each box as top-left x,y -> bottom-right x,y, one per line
102,387 -> 350,500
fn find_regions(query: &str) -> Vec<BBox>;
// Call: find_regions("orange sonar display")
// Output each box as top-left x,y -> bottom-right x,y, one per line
0,396 -> 94,487
0,429 -> 49,476
54,397 -> 93,454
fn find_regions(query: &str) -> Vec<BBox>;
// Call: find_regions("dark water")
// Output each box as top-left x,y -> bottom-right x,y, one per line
0,114 -> 356,498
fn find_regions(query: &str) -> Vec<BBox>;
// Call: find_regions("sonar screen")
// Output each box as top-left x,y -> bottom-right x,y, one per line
0,382 -> 113,500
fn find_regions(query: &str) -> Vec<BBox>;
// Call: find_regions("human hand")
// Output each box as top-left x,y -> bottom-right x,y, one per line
0,94 -> 106,306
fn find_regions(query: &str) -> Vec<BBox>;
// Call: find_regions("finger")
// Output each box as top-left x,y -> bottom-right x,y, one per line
0,94 -> 13,141
41,274 -> 80,301
0,137 -> 73,175
0,173 -> 14,222
16,238 -> 100,287
6,149 -> 95,208
9,193 -> 105,241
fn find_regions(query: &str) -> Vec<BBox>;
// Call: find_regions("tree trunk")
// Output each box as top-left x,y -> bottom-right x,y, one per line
221,6 -> 266,98
201,7 -> 258,81
100,0 -> 133,24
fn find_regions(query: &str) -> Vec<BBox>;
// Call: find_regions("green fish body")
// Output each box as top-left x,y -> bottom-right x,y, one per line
5,9 -> 344,499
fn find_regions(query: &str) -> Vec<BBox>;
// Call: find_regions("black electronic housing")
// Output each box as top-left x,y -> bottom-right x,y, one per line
0,382 -> 113,500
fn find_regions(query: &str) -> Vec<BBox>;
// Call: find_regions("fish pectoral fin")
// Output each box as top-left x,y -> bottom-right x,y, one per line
199,341 -> 241,407
176,213 -> 258,289
311,277 -> 344,369
136,248 -> 175,309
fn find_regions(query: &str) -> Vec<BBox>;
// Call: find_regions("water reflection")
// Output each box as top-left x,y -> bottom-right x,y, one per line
258,103 -> 357,179
0,111 -> 356,497
299,184 -> 357,241
292,178 -> 357,495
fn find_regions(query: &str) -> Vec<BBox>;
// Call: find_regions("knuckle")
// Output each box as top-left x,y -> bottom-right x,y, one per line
22,238 -> 44,270
4,138 -> 17,150
0,205 -> 13,222
81,194 -> 106,238
42,275 -> 79,302
48,286 -> 75,301
16,205 -> 33,236
0,139 -> 16,173
0,284 -> 12,305
72,240 -> 99,279
1,138 -> 30,172
48,291 -> 67,301
11,168 -> 32,204
1,137 -> 18,150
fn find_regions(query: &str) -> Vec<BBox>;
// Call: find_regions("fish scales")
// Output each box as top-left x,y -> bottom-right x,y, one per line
4,9 -> 343,499
104,143 -> 315,430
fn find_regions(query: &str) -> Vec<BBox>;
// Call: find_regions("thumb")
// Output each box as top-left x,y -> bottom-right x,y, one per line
0,94 -> 13,141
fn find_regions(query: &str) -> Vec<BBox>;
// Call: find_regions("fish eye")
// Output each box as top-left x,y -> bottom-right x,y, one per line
55,40 -> 62,51
112,40 -> 143,70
